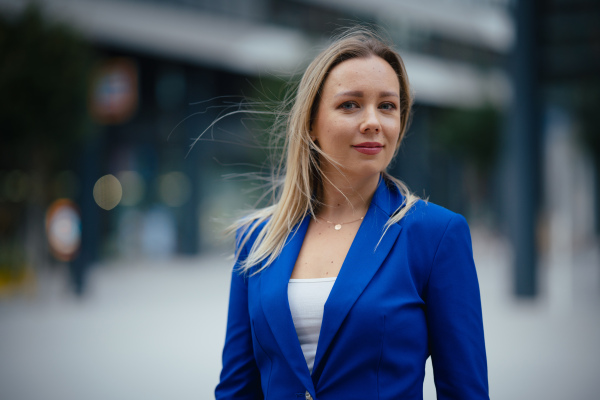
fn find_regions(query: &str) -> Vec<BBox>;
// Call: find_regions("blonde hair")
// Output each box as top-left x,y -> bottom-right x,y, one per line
232,27 -> 419,274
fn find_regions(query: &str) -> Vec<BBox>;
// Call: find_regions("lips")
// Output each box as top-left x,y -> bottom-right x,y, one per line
352,142 -> 383,155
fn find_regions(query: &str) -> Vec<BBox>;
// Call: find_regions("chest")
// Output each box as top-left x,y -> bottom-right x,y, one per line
290,218 -> 362,279
247,234 -> 430,388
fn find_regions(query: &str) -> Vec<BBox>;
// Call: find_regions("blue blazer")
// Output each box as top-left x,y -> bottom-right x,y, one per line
216,177 -> 489,399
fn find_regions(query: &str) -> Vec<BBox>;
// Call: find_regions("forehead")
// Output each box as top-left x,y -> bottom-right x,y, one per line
323,56 -> 399,93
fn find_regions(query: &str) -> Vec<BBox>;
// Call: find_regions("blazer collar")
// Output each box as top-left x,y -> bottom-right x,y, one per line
370,174 -> 406,217
259,176 -> 404,389
260,217 -> 315,392
312,177 -> 404,379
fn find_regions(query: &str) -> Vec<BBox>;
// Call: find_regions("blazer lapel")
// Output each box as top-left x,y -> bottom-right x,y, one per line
260,216 -> 315,392
312,179 -> 404,375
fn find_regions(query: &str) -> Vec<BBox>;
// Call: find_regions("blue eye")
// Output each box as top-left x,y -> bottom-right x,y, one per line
380,102 -> 396,110
340,101 -> 358,110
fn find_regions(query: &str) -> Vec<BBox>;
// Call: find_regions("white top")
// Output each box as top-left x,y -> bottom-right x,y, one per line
287,277 -> 336,373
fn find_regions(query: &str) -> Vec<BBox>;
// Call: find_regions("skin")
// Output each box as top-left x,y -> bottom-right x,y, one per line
291,56 -> 402,279
313,55 -> 401,188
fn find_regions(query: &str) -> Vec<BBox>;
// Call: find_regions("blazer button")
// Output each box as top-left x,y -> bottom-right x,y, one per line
305,391 -> 312,400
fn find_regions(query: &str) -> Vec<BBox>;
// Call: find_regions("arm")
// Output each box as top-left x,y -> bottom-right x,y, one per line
215,241 -> 263,399
426,215 -> 489,399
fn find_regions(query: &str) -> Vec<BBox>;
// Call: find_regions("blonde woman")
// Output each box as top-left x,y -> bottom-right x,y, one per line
215,28 -> 489,400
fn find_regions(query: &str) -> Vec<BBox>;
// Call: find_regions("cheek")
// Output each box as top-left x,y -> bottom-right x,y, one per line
385,120 -> 401,145
316,117 -> 346,143
393,133 -> 401,148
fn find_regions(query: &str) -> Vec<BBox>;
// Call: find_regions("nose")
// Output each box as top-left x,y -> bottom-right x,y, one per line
360,107 -> 381,134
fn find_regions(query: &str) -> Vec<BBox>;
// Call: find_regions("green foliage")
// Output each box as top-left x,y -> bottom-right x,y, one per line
0,5 -> 94,167
432,105 -> 500,171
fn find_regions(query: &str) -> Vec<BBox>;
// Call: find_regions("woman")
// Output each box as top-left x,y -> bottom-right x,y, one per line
215,28 -> 489,400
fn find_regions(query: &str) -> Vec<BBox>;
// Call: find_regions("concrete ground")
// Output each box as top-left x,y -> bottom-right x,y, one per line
1,230 -> 599,400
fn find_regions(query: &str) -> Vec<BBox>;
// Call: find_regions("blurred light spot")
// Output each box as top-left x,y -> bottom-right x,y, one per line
117,170 -> 145,207
89,58 -> 138,125
46,199 -> 81,261
93,174 -> 122,210
158,171 -> 191,207
3,170 -> 29,203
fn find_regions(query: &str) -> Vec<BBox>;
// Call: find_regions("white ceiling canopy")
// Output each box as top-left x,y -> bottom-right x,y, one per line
0,0 -> 313,76
0,0 -> 510,107
296,0 -> 514,53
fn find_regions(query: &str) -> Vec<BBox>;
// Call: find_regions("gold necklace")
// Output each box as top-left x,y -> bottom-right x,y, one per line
323,216 -> 364,231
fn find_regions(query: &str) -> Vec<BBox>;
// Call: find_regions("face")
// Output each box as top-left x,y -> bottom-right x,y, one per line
312,56 -> 401,183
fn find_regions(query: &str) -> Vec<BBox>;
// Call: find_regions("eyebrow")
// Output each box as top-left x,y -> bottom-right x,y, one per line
334,90 -> 399,99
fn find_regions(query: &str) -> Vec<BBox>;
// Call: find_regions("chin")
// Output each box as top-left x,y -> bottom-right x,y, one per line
343,165 -> 385,182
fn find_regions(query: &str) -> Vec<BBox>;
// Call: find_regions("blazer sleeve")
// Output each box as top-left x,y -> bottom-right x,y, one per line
425,214 -> 489,399
215,234 -> 263,399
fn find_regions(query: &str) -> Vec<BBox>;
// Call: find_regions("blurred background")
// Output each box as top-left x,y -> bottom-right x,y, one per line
0,0 -> 599,399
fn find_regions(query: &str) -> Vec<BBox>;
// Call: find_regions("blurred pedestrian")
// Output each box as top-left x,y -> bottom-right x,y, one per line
215,27 -> 489,400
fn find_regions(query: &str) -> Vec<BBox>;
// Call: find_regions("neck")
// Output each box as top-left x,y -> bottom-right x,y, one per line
316,171 -> 380,221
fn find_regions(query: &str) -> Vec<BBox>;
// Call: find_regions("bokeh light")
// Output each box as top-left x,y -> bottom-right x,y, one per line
117,170 -> 145,207
46,199 -> 81,261
158,171 -> 191,207
89,58 -> 138,125
93,174 -> 122,210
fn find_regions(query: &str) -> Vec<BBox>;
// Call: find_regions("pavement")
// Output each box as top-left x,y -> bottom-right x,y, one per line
1,230 -> 599,400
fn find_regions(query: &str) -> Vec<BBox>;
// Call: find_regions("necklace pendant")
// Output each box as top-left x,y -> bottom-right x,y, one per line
334,224 -> 342,230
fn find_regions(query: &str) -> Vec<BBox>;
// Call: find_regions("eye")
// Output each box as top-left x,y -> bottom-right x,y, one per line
339,101 -> 359,110
379,102 -> 397,111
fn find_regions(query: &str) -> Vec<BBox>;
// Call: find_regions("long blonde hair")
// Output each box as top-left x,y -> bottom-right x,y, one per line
232,27 -> 419,274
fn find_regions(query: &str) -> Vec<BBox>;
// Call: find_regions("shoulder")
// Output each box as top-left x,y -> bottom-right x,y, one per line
398,200 -> 471,247
402,200 -> 462,227
374,176 -> 470,238
399,202 -> 475,291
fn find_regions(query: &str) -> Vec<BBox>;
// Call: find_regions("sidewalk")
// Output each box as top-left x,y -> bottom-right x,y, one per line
1,234 -> 599,400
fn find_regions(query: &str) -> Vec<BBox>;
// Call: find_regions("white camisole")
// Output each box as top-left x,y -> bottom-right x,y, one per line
287,277 -> 336,373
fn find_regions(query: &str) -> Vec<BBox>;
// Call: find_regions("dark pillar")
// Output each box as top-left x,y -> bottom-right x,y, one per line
71,130 -> 103,296
505,0 -> 541,297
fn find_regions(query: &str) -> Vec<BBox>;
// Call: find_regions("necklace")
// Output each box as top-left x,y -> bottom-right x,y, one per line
322,216 -> 364,231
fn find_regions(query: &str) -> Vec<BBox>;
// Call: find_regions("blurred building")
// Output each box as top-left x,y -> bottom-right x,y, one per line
0,0 -> 598,297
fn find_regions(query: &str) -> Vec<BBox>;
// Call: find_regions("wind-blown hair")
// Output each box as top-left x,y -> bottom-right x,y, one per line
232,27 -> 419,274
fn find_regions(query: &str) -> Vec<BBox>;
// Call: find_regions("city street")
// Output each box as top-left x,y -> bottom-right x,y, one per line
1,1 -> 598,399
1,231 -> 599,400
